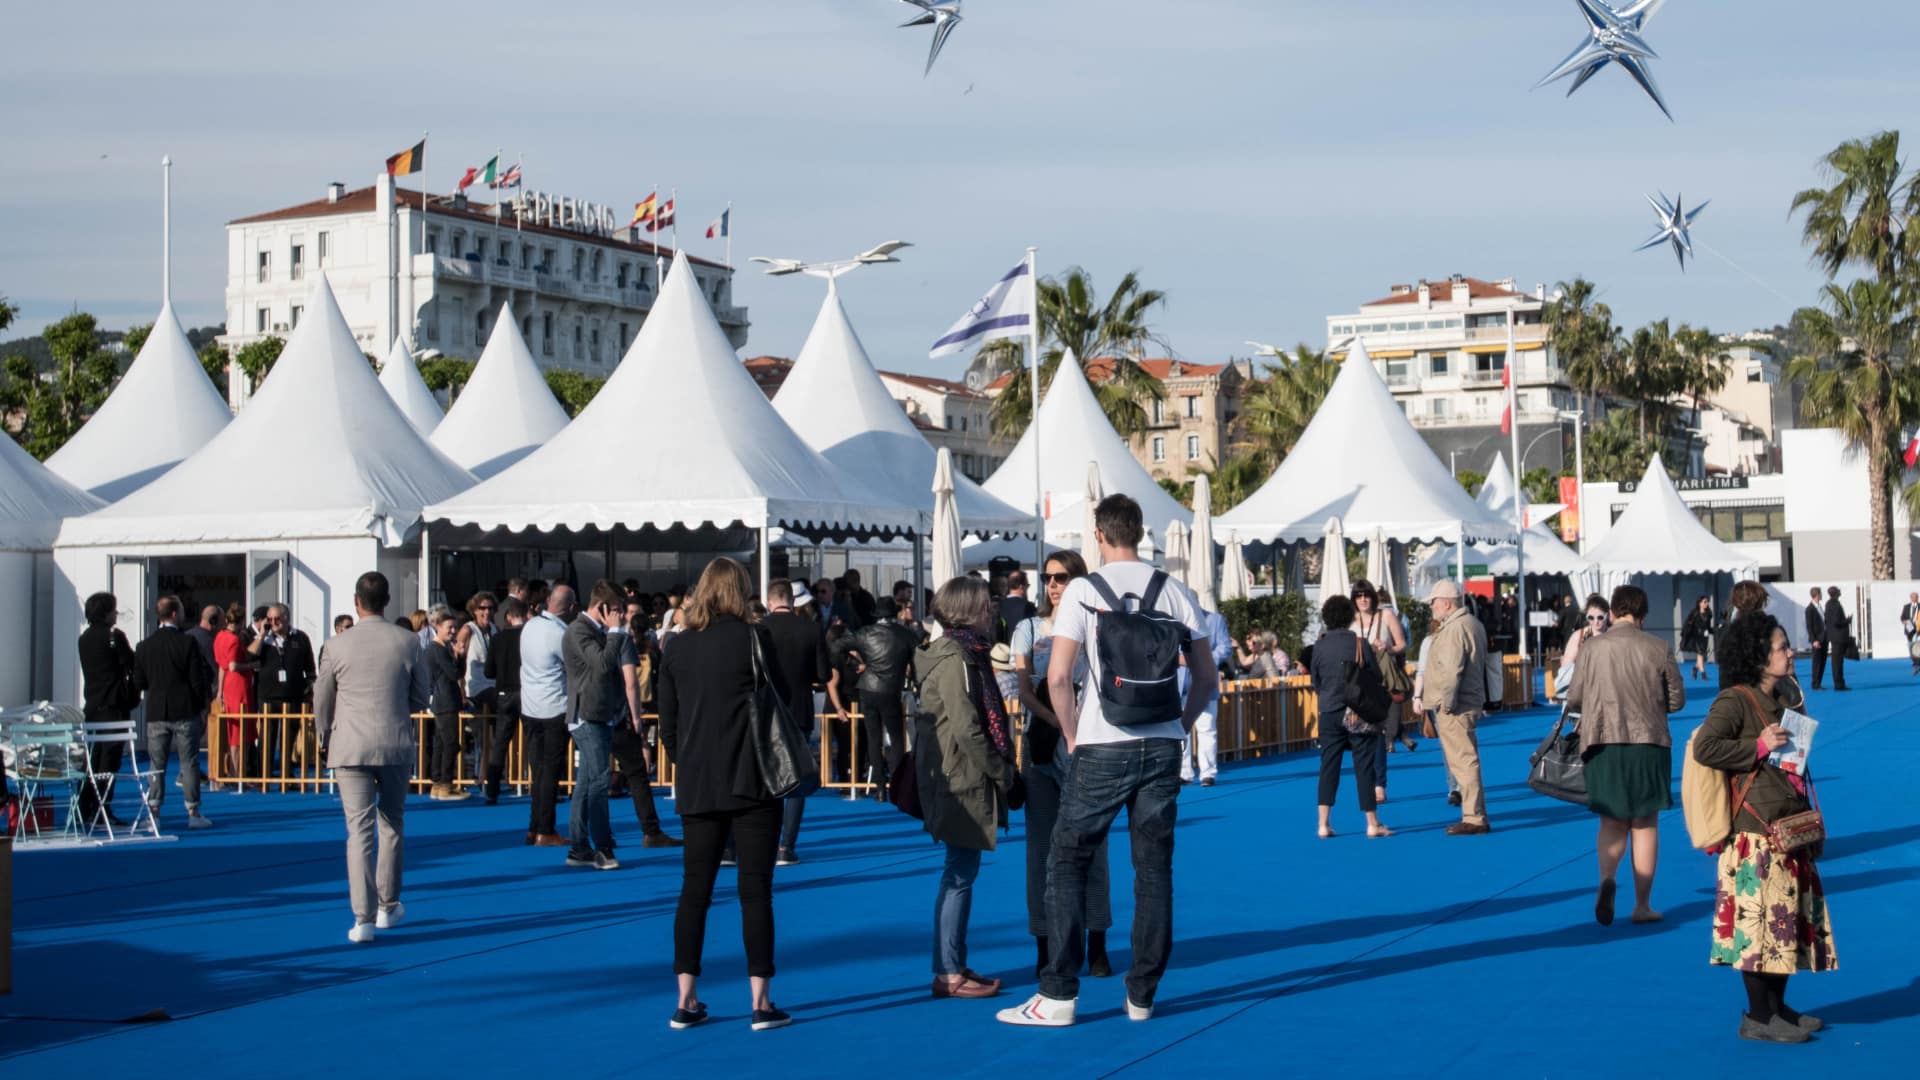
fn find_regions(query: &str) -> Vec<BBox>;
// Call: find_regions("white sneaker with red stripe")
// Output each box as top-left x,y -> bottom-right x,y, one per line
995,993 -> 1076,1027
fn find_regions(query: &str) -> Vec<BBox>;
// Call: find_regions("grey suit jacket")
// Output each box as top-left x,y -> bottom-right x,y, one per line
562,615 -> 625,727
314,618 -> 424,768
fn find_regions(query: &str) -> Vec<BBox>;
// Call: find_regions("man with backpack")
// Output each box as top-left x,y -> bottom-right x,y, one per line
1416,580 -> 1493,835
998,494 -> 1217,1029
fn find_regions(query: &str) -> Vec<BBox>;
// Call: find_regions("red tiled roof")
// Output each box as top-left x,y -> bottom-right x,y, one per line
229,186 -> 728,269
877,370 -> 984,398
743,356 -> 792,399
1362,277 -> 1525,307
983,357 -> 1225,392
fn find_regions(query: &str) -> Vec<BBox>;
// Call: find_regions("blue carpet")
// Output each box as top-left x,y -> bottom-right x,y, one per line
3,661 -> 1914,1077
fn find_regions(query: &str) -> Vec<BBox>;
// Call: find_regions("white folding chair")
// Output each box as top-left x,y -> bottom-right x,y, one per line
82,717 -> 159,840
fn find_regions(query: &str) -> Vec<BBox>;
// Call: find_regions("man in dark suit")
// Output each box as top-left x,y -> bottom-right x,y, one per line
561,580 -> 629,870
765,579 -> 830,865
1804,587 -> 1826,690
481,596 -> 526,804
76,591 -> 137,827
1902,591 -> 1919,676
253,603 -> 317,772
996,570 -> 1037,646
134,596 -> 214,830
1823,586 -> 1851,691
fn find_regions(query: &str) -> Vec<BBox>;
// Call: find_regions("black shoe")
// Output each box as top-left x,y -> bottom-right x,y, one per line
720,851 -> 737,867
103,808 -> 130,828
1447,791 -> 1463,807
592,849 -> 620,870
565,848 -> 596,867
1738,1013 -> 1810,1044
669,1004 -> 709,1030
751,1007 -> 792,1031
1087,930 -> 1112,978
1200,777 -> 1216,787
775,848 -> 799,867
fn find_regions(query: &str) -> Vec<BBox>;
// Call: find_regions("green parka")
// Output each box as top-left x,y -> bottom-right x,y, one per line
914,637 -> 1017,851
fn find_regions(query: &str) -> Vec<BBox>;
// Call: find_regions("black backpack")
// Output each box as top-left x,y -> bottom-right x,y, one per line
1081,570 -> 1191,727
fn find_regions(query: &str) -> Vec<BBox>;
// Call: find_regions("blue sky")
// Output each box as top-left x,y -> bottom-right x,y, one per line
5,1 -> 1919,375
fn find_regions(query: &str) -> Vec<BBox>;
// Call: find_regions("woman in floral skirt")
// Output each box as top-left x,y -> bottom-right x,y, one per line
1692,613 -> 1837,1045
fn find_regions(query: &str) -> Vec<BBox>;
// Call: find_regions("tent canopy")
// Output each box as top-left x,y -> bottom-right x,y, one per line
772,285 -> 1032,538
424,252 -> 917,541
0,433 -> 105,551
1216,341 -> 1515,545
45,303 -> 232,502
980,351 -> 1190,545
57,276 -> 477,548
377,334 -> 444,437
429,306 -> 570,479
1586,457 -> 1759,578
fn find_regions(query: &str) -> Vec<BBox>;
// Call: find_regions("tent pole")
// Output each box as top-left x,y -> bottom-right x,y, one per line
758,526 -> 771,600
913,532 -> 926,619
418,524 -> 432,608
1027,245 -> 1044,572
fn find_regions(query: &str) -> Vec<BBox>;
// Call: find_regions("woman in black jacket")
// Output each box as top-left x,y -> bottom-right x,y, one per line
1310,594 -> 1390,839
76,591 -> 136,826
1692,613 -> 1837,1044
659,557 -> 791,1033
1681,595 -> 1715,681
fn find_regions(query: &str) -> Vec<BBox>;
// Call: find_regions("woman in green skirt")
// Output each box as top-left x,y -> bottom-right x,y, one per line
1564,585 -> 1687,926
1693,613 -> 1837,1044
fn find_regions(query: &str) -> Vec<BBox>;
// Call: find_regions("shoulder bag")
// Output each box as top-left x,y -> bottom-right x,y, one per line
1342,635 -> 1392,727
748,628 -> 820,800
1730,688 -> 1824,856
1526,707 -> 1587,806
1366,615 -> 1413,702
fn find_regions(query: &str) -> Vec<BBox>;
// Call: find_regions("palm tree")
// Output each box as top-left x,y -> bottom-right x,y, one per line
1789,131 -> 1918,279
1786,278 -> 1916,579
1543,277 -> 1617,415
985,267 -> 1168,437
1583,408 -> 1660,483
1671,324 -> 1731,472
1232,344 -> 1342,475
1617,319 -> 1688,438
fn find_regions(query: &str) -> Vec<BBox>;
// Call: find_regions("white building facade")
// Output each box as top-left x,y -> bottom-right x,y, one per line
878,371 -> 1010,483
221,174 -> 747,399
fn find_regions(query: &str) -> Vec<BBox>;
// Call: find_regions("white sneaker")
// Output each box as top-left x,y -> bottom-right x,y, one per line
187,812 -> 213,830
376,902 -> 406,929
347,923 -> 376,944
995,993 -> 1075,1027
1126,997 -> 1153,1021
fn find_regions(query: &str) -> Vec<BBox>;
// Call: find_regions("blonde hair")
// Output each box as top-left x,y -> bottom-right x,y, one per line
682,557 -> 757,632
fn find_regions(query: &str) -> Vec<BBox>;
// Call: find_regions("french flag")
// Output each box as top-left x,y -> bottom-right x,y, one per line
705,209 -> 729,239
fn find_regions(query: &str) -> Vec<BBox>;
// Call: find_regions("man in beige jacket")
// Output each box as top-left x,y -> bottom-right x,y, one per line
314,571 -> 424,944
1415,581 -> 1492,834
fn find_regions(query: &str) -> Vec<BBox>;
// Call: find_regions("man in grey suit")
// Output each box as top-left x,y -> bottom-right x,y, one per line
562,579 -> 629,870
314,571 -> 424,944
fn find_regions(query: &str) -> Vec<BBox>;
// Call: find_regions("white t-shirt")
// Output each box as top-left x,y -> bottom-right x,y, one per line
1051,561 -> 1209,746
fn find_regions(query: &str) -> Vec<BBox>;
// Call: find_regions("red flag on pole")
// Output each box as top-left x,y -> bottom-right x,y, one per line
1905,430 -> 1919,469
1499,360 -> 1513,435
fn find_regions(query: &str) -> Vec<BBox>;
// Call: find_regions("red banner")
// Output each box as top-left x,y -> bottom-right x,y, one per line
1558,475 -> 1580,543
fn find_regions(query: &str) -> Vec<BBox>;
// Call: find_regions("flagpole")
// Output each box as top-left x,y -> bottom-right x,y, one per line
653,179 -> 664,285
1508,307 -> 1528,666
1027,245 -> 1044,571
725,200 -> 732,269
492,145 -> 503,274
413,130 -> 427,347
670,186 -> 679,254
161,155 -> 172,308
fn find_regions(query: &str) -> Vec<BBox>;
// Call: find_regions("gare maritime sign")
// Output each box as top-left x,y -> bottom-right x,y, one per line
1619,476 -> 1749,494
507,189 -> 618,237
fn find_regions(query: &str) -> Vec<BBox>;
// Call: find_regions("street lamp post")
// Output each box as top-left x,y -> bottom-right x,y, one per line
748,240 -> 913,281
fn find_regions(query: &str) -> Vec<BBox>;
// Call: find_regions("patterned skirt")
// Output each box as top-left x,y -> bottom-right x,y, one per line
1709,831 -> 1838,974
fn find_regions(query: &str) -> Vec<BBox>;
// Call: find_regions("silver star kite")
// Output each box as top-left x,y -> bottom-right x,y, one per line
1536,0 -> 1672,121
899,0 -> 963,76
1636,191 -> 1708,270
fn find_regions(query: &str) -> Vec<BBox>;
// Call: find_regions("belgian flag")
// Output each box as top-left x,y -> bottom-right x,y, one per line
385,138 -> 426,177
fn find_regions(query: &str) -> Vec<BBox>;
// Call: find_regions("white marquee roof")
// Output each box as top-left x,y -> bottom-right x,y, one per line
377,334 -> 443,436
424,252 -> 918,539
57,276 -> 477,548
0,433 -> 105,551
1216,341 -> 1515,545
772,285 -> 1033,538
45,303 -> 232,502
429,306 -> 570,478
981,352 -> 1190,544
1587,457 -> 1759,578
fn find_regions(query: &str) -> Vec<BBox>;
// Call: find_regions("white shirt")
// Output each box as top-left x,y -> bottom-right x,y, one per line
1051,561 -> 1208,746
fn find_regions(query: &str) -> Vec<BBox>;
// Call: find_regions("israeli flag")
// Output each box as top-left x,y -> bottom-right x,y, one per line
929,259 -> 1035,360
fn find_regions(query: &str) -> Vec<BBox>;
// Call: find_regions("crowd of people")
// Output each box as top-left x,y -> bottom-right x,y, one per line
60,491 -> 1846,1044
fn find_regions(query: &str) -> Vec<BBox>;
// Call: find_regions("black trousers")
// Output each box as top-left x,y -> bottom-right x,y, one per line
465,689 -> 497,780
1317,719 -> 1381,812
430,709 -> 460,785
858,690 -> 905,782
1829,642 -> 1847,689
524,715 -> 570,835
1809,644 -> 1827,688
484,692 -> 521,798
675,800 -> 781,978
77,708 -> 127,822
610,722 -> 663,835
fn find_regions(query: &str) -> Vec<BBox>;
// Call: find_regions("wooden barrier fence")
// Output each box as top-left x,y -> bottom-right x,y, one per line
202,656 -> 1536,796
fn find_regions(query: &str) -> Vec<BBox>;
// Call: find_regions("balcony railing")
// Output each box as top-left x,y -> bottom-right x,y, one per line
1465,324 -> 1547,343
1462,367 -> 1507,386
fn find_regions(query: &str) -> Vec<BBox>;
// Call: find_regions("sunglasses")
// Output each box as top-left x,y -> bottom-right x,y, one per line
476,605 -> 495,612
1586,615 -> 1609,623
1042,572 -> 1074,585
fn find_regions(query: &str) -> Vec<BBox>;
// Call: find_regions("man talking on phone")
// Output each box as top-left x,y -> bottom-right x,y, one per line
562,581 -> 631,870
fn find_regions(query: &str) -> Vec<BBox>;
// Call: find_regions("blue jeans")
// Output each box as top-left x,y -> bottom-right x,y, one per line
1042,738 -> 1182,1006
933,844 -> 983,976
568,722 -> 613,853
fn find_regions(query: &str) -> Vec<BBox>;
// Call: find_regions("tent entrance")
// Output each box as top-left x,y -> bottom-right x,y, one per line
152,554 -> 245,625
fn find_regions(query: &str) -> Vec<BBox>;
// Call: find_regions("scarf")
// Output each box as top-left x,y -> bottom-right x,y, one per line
944,627 -> 1012,760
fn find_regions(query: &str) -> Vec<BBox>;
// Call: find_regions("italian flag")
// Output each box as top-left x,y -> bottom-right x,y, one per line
458,155 -> 500,192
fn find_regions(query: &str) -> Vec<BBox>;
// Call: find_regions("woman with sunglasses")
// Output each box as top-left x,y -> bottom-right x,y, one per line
1351,581 -> 1411,785
1008,551 -> 1113,980
1556,593 -> 1612,697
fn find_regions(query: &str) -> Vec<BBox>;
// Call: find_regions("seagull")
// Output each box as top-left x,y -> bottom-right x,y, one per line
1635,191 -> 1708,270
898,0 -> 963,76
1536,0 -> 1672,121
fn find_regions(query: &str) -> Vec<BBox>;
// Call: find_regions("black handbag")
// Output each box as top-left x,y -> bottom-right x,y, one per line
748,629 -> 820,800
1343,636 -> 1392,726
1528,708 -> 1588,806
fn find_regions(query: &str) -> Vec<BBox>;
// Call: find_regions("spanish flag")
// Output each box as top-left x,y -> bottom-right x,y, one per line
629,192 -> 658,229
386,139 -> 426,177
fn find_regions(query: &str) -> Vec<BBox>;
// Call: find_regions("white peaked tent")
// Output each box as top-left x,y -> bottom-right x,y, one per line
52,276 -> 478,698
1476,452 -> 1520,516
46,303 -> 232,501
430,306 -> 570,478
424,252 -> 918,546
772,284 -> 1031,536
0,434 -> 106,704
1587,457 -> 1759,583
1415,452 -> 1595,588
1217,341 -> 1514,545
377,334 -> 444,436
981,350 -> 1190,549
